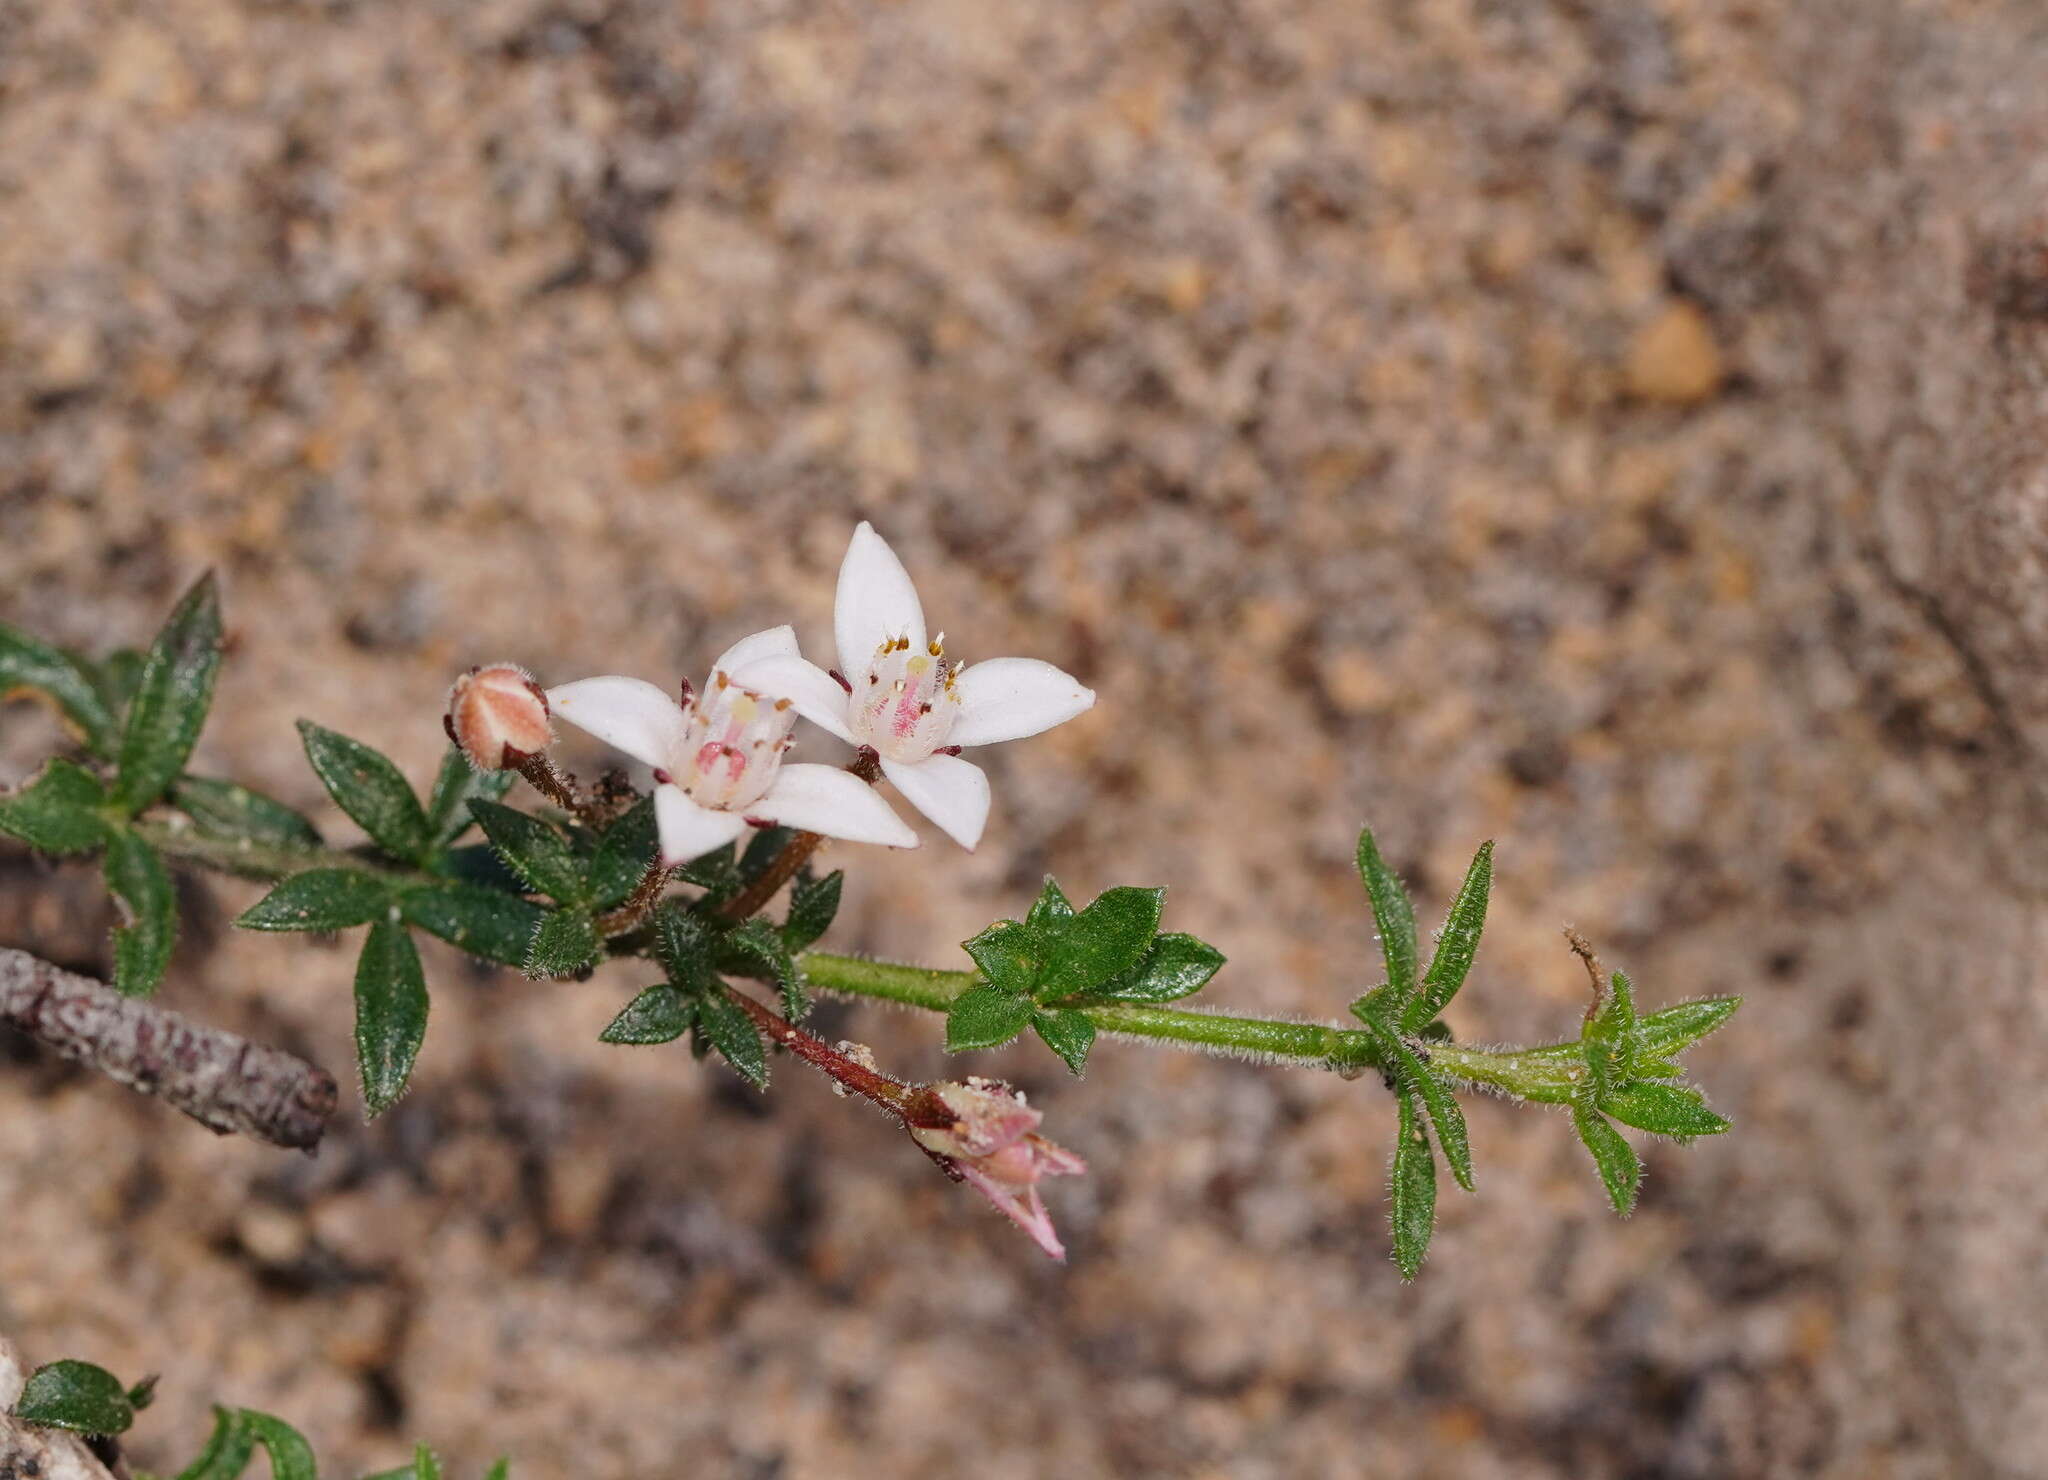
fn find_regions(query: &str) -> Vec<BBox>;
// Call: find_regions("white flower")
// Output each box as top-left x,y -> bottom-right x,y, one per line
731,523 -> 1095,850
547,626 -> 918,866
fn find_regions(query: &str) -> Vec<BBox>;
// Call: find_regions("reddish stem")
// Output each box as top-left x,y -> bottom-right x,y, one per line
720,984 -> 947,1125
718,749 -> 885,922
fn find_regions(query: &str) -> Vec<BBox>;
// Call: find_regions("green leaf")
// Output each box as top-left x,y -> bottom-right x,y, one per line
1599,1081 -> 1731,1139
11,1359 -> 135,1435
962,919 -> 1038,996
0,623 -> 120,755
1390,1091 -> 1438,1281
400,882 -> 544,968
171,776 -> 323,849
739,824 -> 797,881
1637,996 -> 1742,1057
0,757 -> 111,854
485,1462 -> 511,1480
600,983 -> 697,1045
525,908 -> 600,979
436,842 -> 525,893
1355,826 -> 1420,1002
127,1374 -> 160,1412
174,1407 -> 256,1480
1403,841 -> 1492,1033
411,1442 -> 445,1480
468,799 -> 585,903
674,841 -> 738,897
89,648 -> 147,722
654,905 -> 718,995
111,573 -> 224,814
1587,967 -> 1639,1043
241,1411 -> 318,1480
1025,876 -> 1074,931
237,869 -> 394,932
1573,1098 -> 1641,1215
355,917 -> 429,1117
1032,1007 -> 1096,1075
1035,885 -> 1164,999
423,747 -> 513,848
721,917 -> 805,1018
1084,932 -> 1225,1004
782,869 -> 843,953
586,794 -> 659,910
694,987 -> 767,1088
299,720 -> 432,863
945,984 -> 1034,1053
104,829 -> 176,997
1354,1008 -> 1473,1191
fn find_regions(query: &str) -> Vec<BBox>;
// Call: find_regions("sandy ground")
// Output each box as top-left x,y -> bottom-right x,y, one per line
4,1 -> 2047,1476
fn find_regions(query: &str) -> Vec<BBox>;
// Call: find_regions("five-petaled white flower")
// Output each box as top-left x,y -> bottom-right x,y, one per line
548,627 -> 918,866
730,522 -> 1096,850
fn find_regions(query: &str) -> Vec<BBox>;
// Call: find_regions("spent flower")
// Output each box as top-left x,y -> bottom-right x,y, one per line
731,522 -> 1095,850
909,1077 -> 1088,1259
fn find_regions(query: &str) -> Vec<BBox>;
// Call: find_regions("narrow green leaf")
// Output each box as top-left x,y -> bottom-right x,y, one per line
1586,967 -> 1639,1044
0,623 -> 120,754
675,841 -> 738,897
172,776 -> 323,849
654,905 -> 718,994
782,868 -> 842,953
1356,826 -> 1420,1002
1573,1098 -> 1641,1215
586,794 -> 659,910
355,917 -> 429,1117
411,1441 -> 445,1480
299,720 -> 431,862
126,1374 -> 159,1412
721,917 -> 805,1018
1403,841 -> 1492,1032
1035,886 -> 1164,999
104,829 -> 176,997
173,1406 -> 255,1480
963,919 -> 1039,996
423,747 -> 513,848
468,799 -> 585,903
237,869 -> 394,932
485,1461 -> 511,1480
0,757 -> 111,854
1025,876 -> 1074,931
11,1359 -> 135,1435
525,908 -> 600,979
1356,1011 -> 1473,1191
1637,996 -> 1742,1056
1084,932 -> 1225,1004
1599,1081 -> 1731,1139
945,984 -> 1034,1052
740,825 -> 797,881
1032,1007 -> 1095,1075
695,987 -> 768,1088
600,984 -> 697,1045
111,573 -> 224,813
88,648 -> 147,722
400,882 -> 544,968
436,842 -> 525,893
1390,1091 -> 1438,1281
241,1411 -> 318,1480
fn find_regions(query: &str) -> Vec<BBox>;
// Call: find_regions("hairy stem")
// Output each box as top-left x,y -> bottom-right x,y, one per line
721,983 -> 946,1124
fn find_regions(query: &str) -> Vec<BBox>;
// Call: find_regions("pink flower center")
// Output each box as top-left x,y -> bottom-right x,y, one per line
678,672 -> 795,812
849,635 -> 961,762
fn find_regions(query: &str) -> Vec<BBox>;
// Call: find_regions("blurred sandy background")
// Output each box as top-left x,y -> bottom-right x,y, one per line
5,1 -> 2048,1476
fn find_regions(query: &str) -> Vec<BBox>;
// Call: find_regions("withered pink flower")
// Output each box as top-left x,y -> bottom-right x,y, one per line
910,1077 -> 1088,1260
445,663 -> 554,771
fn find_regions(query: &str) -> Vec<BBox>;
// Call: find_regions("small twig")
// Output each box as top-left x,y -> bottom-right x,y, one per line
1565,926 -> 1607,1024
721,983 -> 946,1125
720,749 -> 884,922
0,948 -> 337,1152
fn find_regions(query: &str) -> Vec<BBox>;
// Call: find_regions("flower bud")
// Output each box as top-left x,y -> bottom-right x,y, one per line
445,663 -> 553,771
910,1077 -> 1087,1259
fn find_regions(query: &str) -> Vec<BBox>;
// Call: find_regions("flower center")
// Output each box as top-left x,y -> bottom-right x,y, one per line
848,635 -> 961,763
678,672 -> 796,812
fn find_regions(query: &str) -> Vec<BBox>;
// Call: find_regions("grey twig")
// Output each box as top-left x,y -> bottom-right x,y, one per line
0,947 -> 337,1152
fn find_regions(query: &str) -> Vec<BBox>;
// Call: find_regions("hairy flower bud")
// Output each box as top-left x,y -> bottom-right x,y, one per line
445,663 -> 553,771
910,1077 -> 1088,1259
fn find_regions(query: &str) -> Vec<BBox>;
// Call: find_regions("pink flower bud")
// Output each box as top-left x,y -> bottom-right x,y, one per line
445,663 -> 553,771
910,1078 -> 1087,1260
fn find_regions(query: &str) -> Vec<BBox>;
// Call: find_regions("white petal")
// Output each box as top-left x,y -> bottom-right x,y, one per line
881,754 -> 991,851
711,624 -> 800,679
546,676 -> 688,770
751,763 -> 919,848
655,786 -> 748,866
834,521 -> 926,676
725,653 -> 856,744
948,658 -> 1096,749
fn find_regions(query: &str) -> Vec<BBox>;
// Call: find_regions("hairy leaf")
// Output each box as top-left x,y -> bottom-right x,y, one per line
721,917 -> 805,1018
355,918 -> 429,1117
525,908 -> 600,979
963,919 -> 1038,997
0,757 -> 110,854
112,573 -> 224,814
1403,841 -> 1492,1033
1025,876 -> 1074,931
468,799 -> 585,903
104,828 -> 176,997
1599,1080 -> 1731,1139
782,868 -> 843,953
654,905 -> 718,995
1355,1008 -> 1474,1191
423,746 -> 513,848
1356,826 -> 1420,1002
600,984 -> 697,1045
172,775 -> 322,850
299,720 -> 432,863
1637,996 -> 1742,1057
400,881 -> 544,967
237,868 -> 394,932
241,1411 -> 318,1480
173,1406 -> 257,1480
1573,1098 -> 1641,1215
0,623 -> 120,754
1035,886 -> 1164,999
739,824 -> 797,881
695,988 -> 767,1088
945,984 -> 1034,1053
586,793 -> 659,910
11,1359 -> 134,1435
1032,1007 -> 1096,1075
1390,1091 -> 1438,1281
1083,932 -> 1225,1004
